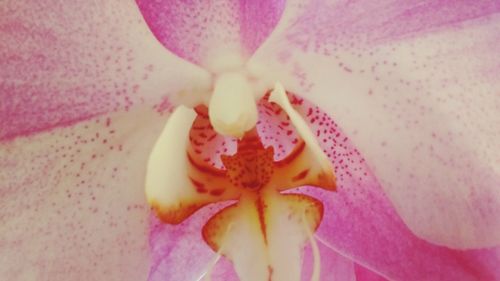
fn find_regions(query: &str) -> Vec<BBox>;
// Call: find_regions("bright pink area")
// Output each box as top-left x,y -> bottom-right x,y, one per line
239,0 -> 286,54
148,202 -> 239,281
302,242 -> 357,281
134,0 -> 284,65
354,264 -> 388,281
284,0 -> 500,50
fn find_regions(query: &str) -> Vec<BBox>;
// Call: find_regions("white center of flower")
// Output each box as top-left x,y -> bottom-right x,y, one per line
208,72 -> 258,138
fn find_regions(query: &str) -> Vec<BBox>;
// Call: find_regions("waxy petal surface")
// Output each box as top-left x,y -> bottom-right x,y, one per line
0,108 -> 169,280
135,0 -> 285,69
250,0 -> 500,248
0,0 -> 210,141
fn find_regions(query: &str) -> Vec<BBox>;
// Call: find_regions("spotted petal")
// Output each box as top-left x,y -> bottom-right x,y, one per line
289,97 -> 500,280
135,0 -> 285,70
0,108 -> 168,280
249,0 -> 500,249
269,85 -> 336,191
0,0 -> 210,141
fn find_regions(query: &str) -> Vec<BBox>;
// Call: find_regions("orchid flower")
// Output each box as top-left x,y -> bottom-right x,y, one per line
1,0 -> 500,281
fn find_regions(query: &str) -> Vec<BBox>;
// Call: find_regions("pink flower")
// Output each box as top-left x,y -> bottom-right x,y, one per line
1,1 -> 499,280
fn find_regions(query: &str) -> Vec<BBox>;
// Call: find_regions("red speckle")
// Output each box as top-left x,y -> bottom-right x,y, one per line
190,177 -> 207,193
210,189 -> 225,196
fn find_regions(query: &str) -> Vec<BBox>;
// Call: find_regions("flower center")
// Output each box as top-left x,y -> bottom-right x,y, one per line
145,82 -> 337,281
221,129 -> 275,191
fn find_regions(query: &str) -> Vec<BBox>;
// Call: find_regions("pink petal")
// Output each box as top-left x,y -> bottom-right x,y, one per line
148,202 -> 239,281
354,264 -> 388,281
0,108 -> 169,280
302,243 -> 390,281
302,243 -> 357,281
0,0 -> 209,141
288,99 -> 500,280
135,0 -> 285,69
259,0 -> 500,49
249,1 -> 500,248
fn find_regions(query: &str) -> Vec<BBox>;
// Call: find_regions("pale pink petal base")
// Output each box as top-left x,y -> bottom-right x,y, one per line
0,108 -> 169,280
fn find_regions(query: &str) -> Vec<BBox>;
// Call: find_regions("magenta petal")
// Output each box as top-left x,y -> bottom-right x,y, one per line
148,202 -> 239,281
261,0 -> 500,48
239,1 -> 285,56
301,243 -> 357,281
302,243 -> 390,281
354,264 -> 388,281
135,0 -> 284,67
0,0 -> 209,140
